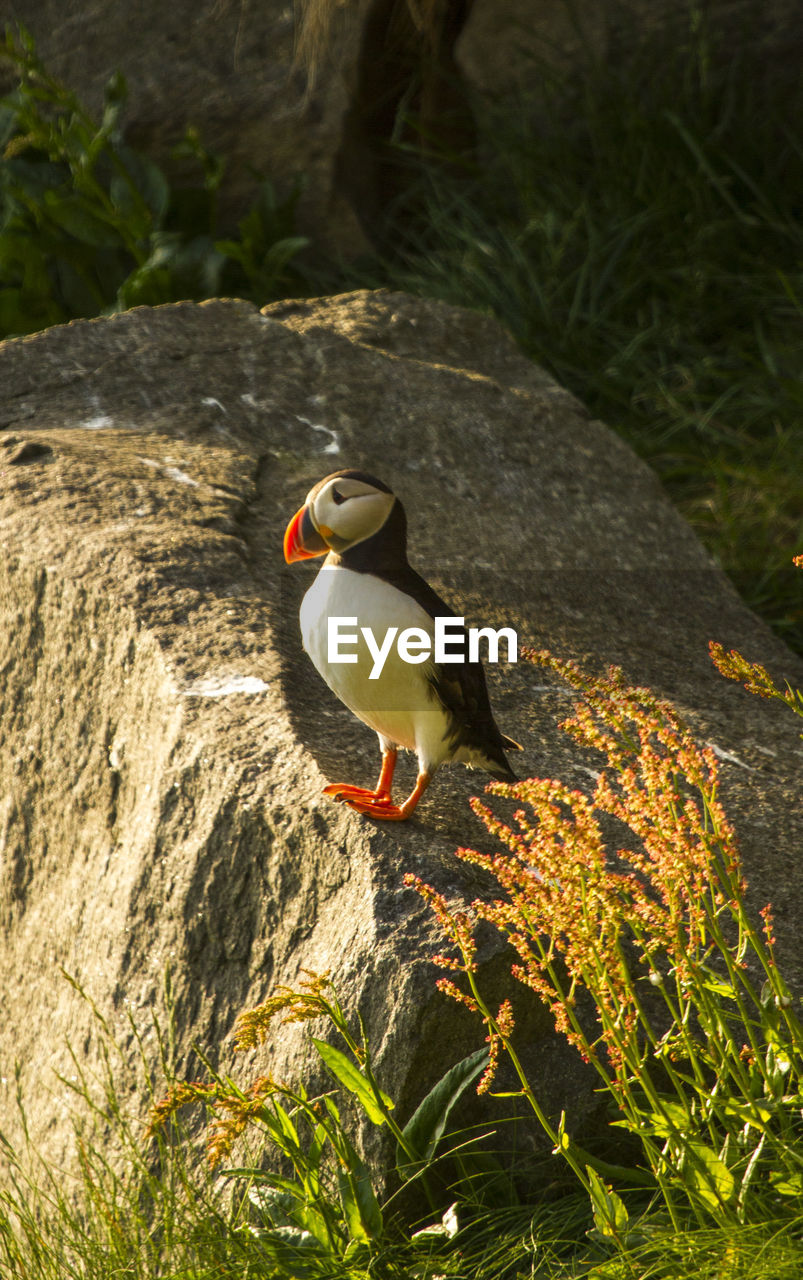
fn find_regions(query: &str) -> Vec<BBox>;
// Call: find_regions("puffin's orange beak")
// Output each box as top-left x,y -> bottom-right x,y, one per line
283,504 -> 329,563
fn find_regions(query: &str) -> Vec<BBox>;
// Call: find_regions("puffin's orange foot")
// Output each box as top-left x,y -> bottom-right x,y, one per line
337,793 -> 408,820
323,771 -> 431,822
322,782 -> 391,803
322,748 -> 397,808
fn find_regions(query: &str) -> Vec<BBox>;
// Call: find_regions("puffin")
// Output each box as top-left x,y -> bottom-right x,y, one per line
283,469 -> 521,820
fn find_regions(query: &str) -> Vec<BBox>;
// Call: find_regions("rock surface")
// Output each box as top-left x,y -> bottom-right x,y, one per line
1,290 -> 801,1174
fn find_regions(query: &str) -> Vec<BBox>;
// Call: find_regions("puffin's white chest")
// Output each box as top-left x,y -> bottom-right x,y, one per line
299,564 -> 451,767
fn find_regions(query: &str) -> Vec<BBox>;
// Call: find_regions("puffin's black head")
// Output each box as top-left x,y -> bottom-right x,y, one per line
283,470 -> 406,565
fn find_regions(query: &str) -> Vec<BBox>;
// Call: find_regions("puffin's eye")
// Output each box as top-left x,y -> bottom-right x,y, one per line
331,488 -> 346,505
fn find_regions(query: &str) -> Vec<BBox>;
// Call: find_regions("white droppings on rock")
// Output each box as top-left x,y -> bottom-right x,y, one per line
80,414 -> 114,430
575,764 -> 602,781
240,392 -> 275,411
707,742 -> 755,771
182,674 -> 270,698
295,414 -> 341,455
138,458 -> 199,486
163,465 -> 199,487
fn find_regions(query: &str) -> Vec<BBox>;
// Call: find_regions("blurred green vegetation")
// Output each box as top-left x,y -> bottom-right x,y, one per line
0,26 -> 308,336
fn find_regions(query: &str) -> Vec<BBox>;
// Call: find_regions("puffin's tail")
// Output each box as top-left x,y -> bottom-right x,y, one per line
487,765 -> 518,782
485,735 -> 522,782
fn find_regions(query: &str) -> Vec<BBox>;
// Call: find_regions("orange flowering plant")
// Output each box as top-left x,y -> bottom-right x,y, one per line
148,971 -> 490,1272
147,972 -> 390,1263
408,643 -> 803,1231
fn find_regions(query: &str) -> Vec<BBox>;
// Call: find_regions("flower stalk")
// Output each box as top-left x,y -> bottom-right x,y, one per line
411,648 -> 803,1227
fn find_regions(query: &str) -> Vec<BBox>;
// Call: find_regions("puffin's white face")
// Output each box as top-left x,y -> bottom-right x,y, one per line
308,476 -> 395,553
284,472 -> 396,562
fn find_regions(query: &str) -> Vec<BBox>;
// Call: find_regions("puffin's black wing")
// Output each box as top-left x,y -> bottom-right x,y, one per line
335,500 -> 520,780
379,566 -> 521,782
431,661 -> 521,781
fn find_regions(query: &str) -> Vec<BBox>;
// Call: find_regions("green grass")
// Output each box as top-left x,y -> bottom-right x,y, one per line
331,22 -> 803,655
2,994 -> 803,1280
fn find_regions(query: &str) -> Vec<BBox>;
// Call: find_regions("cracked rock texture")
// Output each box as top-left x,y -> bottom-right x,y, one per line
1,291 -> 801,1173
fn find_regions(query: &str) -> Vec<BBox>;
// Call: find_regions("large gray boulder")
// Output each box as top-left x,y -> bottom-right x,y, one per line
1,290 -> 801,1173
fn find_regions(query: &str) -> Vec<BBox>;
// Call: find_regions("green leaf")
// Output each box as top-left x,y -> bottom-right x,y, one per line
328,1117 -> 383,1242
117,146 -> 170,222
587,1166 -> 630,1239
109,172 -> 146,227
320,1116 -> 383,1242
214,238 -> 241,258
267,1099 -> 304,1159
116,263 -> 171,309
42,191 -> 122,247
311,1038 -> 392,1126
684,1141 -> 735,1210
322,1095 -> 341,1126
645,1100 -> 691,1138
229,1170 -> 306,1200
336,1151 -> 383,1242
251,1227 -> 328,1278
699,976 -> 737,999
116,231 -> 224,308
770,1170 -> 803,1197
337,1169 -> 369,1243
229,1168 -> 337,1247
397,1047 -> 489,1179
247,1184 -> 298,1228
305,1120 -> 327,1181
296,1203 -> 334,1250
720,1099 -> 774,1130
261,234 -> 310,276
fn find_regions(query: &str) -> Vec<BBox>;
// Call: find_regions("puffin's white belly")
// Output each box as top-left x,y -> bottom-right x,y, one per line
300,565 -> 452,771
